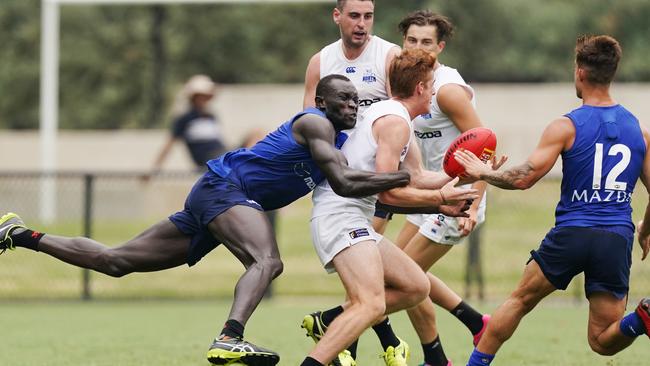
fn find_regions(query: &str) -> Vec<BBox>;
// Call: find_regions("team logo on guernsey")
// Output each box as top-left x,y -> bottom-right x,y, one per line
293,162 -> 312,177
359,97 -> 381,107
294,162 -> 317,190
415,130 -> 442,139
420,113 -> 432,119
349,228 -> 370,239
345,66 -> 356,74
362,69 -> 377,83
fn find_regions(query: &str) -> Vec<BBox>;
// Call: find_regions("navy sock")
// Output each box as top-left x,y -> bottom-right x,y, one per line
467,349 -> 494,366
422,336 -> 448,366
347,339 -> 358,359
220,319 -> 244,339
321,305 -> 344,326
301,357 -> 324,366
11,229 -> 44,251
450,301 -> 484,335
619,311 -> 646,338
372,317 -> 400,350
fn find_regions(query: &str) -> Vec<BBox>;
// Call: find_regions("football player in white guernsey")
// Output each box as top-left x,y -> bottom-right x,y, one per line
299,49 -> 479,366
376,11 -> 492,366
301,1 -> 407,363
302,0 -> 400,113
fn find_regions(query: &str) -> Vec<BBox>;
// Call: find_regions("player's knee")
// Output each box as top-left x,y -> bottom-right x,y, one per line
363,299 -> 387,322
414,272 -> 431,302
402,272 -> 430,308
588,339 -> 617,356
350,291 -> 385,320
509,291 -> 538,314
259,256 -> 284,279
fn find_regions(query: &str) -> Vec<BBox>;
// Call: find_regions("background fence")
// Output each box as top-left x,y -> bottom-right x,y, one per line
0,171 -> 649,302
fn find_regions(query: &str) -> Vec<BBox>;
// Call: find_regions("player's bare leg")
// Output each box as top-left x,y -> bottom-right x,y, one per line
36,220 -> 190,275
306,240 -> 387,364
475,260 -> 555,355
206,205 -> 281,366
393,220 -> 419,249
586,292 -> 635,355
208,205 -> 282,325
403,234 -> 481,365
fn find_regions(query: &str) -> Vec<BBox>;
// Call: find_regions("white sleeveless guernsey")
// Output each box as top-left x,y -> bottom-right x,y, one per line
312,99 -> 412,219
409,65 -> 486,241
413,65 -> 476,171
319,36 -> 397,115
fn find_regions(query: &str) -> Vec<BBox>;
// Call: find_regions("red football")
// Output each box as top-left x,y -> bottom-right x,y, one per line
443,127 -> 497,178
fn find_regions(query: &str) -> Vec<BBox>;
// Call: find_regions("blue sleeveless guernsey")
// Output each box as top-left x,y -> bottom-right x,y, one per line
555,104 -> 645,230
207,108 -> 348,210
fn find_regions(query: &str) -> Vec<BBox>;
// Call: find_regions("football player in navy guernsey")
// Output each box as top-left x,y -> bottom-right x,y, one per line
455,35 -> 650,366
0,75 -> 427,366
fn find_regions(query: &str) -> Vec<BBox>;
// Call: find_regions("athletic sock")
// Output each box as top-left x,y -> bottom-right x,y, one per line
372,317 -> 400,350
467,349 -> 495,366
11,229 -> 44,251
220,319 -> 244,339
301,356 -> 324,366
619,312 -> 646,338
451,300 -> 484,335
321,305 -> 344,326
422,336 -> 449,366
347,339 -> 358,359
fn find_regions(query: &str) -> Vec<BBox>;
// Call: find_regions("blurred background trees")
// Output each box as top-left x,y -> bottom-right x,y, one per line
1,0 -> 649,130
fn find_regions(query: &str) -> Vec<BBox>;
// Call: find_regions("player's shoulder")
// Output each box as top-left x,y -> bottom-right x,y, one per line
544,116 -> 576,141
319,39 -> 342,56
371,35 -> 398,47
294,111 -> 333,135
435,65 -> 469,88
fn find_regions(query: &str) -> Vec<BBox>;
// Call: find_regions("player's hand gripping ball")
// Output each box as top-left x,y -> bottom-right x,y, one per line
443,127 -> 497,178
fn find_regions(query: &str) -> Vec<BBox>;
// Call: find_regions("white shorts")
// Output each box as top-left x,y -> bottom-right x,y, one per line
310,212 -> 383,273
406,204 -> 485,245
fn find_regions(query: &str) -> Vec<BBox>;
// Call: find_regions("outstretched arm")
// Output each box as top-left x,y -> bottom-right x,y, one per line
454,117 -> 574,190
293,114 -> 410,197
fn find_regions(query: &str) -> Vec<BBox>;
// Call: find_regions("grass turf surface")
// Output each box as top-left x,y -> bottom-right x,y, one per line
1,298 -> 648,365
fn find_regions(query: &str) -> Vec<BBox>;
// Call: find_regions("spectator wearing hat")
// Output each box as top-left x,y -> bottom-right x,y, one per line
149,74 -> 227,174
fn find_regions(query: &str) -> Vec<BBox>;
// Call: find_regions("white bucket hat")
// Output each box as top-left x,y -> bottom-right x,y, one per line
184,74 -> 216,97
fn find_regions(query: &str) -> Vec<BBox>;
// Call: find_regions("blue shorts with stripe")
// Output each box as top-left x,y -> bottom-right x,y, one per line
169,169 -> 263,266
530,225 -> 633,300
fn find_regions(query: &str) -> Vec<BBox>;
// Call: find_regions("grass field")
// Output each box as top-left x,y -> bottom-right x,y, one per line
1,298 -> 649,365
1,179 -> 650,365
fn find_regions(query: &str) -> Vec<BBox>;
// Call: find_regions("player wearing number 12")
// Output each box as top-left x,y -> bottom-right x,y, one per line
455,34 -> 650,366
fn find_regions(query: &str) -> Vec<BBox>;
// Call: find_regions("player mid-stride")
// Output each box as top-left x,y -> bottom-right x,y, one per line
455,34 -> 650,366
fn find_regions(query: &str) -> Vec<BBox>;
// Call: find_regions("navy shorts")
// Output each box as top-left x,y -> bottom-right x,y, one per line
530,226 -> 633,299
169,170 -> 263,266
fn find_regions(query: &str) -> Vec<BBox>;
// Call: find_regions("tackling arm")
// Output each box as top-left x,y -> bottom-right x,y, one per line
454,117 -> 575,190
294,114 -> 410,197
